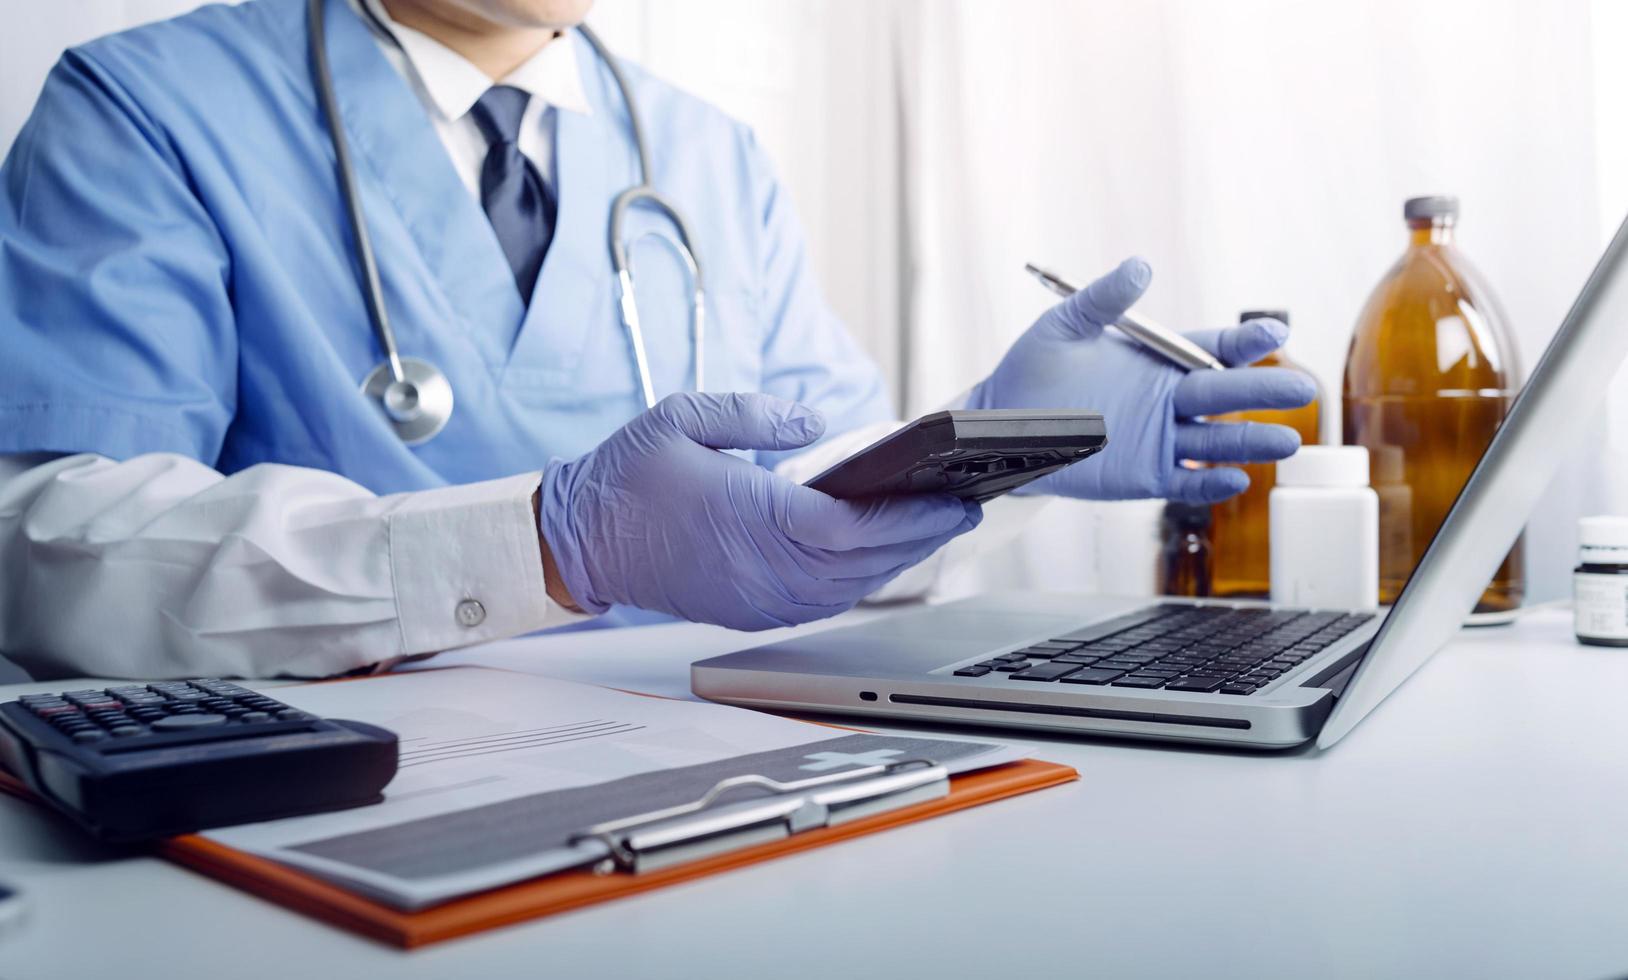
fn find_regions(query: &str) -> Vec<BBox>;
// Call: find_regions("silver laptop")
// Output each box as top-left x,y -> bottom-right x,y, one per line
693,213 -> 1628,750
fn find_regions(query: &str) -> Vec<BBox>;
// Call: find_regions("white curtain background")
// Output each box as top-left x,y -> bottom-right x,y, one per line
896,0 -> 1628,603
4,0 -> 1625,610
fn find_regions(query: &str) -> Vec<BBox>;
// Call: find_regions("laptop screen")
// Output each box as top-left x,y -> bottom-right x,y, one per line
1318,213 -> 1628,747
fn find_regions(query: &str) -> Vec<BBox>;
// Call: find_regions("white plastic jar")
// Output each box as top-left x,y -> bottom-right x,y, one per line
1269,447 -> 1380,610
1575,515 -> 1628,647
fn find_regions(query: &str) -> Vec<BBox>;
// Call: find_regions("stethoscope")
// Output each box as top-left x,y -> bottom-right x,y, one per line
307,0 -> 707,444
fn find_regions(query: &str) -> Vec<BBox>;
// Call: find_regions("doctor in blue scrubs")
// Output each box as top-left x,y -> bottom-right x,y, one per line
0,0 -> 1315,679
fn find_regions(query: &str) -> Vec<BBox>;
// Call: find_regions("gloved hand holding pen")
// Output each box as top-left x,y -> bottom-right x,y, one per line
538,392 -> 983,630
969,257 -> 1318,503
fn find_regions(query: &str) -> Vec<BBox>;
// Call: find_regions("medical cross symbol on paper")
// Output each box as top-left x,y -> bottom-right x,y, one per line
799,748 -> 906,772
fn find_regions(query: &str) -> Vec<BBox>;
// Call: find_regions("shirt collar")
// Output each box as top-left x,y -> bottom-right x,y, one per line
358,0 -> 593,122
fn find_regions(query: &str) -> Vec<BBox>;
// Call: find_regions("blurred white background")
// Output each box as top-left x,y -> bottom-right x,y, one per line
6,0 -> 1627,605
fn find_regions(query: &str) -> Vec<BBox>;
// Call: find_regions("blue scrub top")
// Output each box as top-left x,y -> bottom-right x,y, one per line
0,0 -> 890,499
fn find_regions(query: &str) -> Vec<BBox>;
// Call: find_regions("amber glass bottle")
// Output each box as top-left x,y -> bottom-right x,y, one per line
1208,310 -> 1323,598
1342,196 -> 1524,612
1159,502 -> 1213,597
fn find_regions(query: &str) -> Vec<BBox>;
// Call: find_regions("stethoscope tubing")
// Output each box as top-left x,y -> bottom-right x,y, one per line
580,26 -> 708,411
309,0 -> 406,387
308,0 -> 708,444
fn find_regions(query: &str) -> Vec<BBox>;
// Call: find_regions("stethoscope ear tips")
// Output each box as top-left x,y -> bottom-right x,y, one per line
361,356 -> 455,446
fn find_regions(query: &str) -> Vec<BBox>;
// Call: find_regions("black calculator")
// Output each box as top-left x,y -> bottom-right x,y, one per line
805,409 -> 1108,503
0,679 -> 398,842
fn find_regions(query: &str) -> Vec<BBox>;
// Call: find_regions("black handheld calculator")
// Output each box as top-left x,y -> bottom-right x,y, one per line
805,409 -> 1108,503
0,679 -> 398,842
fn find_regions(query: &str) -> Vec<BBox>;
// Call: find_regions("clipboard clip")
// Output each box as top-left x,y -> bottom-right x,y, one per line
569,759 -> 950,874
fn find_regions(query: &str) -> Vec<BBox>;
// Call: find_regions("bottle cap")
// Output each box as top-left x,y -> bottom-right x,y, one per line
1276,446 -> 1369,488
1404,195 -> 1459,221
1240,310 -> 1289,326
1578,515 -> 1628,564
1164,501 -> 1210,530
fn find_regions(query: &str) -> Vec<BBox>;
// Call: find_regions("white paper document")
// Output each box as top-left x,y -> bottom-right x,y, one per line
204,668 -> 1024,909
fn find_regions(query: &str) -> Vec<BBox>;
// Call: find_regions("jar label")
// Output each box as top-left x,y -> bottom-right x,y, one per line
1575,572 -> 1628,640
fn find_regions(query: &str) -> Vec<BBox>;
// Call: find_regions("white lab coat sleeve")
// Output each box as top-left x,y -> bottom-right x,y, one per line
0,452 -> 582,680
773,414 -> 1052,604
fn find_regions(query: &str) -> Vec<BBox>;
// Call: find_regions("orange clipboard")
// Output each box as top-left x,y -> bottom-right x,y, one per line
0,752 -> 1075,949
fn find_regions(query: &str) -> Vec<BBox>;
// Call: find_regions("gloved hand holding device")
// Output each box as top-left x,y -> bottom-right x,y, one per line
970,257 -> 1318,503
538,392 -> 982,630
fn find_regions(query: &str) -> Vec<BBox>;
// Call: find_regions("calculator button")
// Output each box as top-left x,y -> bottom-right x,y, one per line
151,714 -> 228,731
33,704 -> 80,717
275,709 -> 311,722
238,711 -> 271,723
108,725 -> 146,738
71,730 -> 109,744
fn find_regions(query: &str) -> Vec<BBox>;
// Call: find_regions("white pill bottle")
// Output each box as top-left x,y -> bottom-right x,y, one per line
1574,515 -> 1628,647
1269,447 -> 1380,610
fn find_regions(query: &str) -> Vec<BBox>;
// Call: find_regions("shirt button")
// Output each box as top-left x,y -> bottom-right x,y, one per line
455,598 -> 487,628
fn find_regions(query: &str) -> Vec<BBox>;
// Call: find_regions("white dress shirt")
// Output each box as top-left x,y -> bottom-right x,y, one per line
355,0 -> 592,193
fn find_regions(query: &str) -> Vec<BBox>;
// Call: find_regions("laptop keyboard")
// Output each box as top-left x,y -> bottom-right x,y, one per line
951,605 -> 1374,695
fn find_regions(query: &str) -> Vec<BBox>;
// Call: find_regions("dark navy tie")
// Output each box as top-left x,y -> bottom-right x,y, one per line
468,85 -> 556,303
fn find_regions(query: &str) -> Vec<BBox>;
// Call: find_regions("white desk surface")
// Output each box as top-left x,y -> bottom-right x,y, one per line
2,606 -> 1627,980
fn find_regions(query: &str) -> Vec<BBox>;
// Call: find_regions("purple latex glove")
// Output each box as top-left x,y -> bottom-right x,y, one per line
539,392 -> 983,630
969,257 -> 1317,503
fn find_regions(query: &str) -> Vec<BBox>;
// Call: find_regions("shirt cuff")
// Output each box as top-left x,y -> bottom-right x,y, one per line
387,472 -> 577,655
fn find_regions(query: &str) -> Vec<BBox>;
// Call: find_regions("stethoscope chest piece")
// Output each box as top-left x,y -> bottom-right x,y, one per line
360,356 -> 454,445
